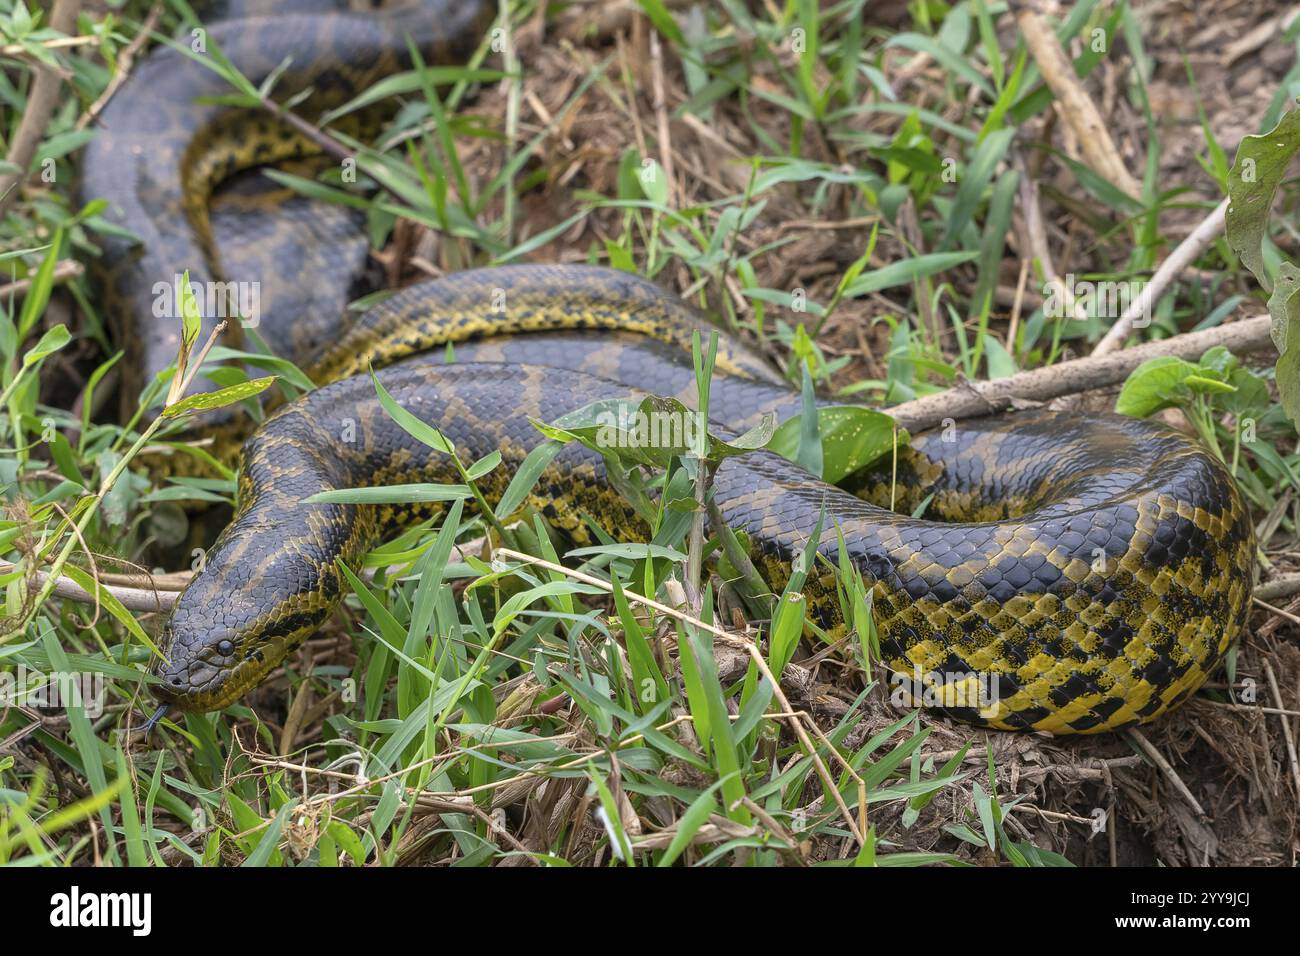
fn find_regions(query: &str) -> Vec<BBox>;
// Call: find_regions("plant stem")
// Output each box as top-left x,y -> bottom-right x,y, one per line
683,458 -> 712,614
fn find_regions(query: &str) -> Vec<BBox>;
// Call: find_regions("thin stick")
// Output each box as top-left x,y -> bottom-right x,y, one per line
75,3 -> 163,132
1263,660 -> 1300,800
1092,198 -> 1229,355
0,260 -> 82,299
1254,597 -> 1300,627
0,559 -> 176,613
1014,1 -> 1140,199
0,0 -> 82,220
257,93 -> 355,164
1016,152 -> 1085,322
1125,727 -> 1206,817
0,34 -> 97,58
887,315 -> 1272,433
648,27 -> 677,207
498,1 -> 521,245
1204,700 -> 1300,719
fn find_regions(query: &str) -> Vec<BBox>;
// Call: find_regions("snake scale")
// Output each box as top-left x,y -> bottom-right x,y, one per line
79,0 -> 1256,734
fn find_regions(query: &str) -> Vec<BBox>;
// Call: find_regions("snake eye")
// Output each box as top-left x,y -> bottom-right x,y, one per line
217,640 -> 234,656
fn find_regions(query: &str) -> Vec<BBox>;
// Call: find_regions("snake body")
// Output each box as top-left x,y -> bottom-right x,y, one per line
81,0 -> 493,405
81,3 -> 1256,733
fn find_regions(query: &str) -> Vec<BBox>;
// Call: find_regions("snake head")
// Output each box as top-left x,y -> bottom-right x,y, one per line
153,591 -> 332,712
151,520 -> 341,712
151,612 -> 249,712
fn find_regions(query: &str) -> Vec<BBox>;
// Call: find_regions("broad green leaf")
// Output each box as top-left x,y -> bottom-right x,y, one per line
1114,355 -> 1238,417
1115,356 -> 1201,417
20,323 -> 70,367
1225,104 -> 1300,422
768,406 -> 902,483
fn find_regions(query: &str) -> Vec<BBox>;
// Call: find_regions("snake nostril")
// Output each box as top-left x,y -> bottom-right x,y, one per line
169,676 -> 182,686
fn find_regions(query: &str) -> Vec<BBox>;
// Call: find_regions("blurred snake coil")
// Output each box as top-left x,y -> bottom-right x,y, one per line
78,0 -> 1256,734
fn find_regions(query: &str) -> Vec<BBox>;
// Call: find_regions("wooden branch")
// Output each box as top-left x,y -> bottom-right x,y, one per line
0,0 -> 82,220
0,260 -> 82,299
1254,572 -> 1300,603
1014,1 -> 1140,200
888,316 -> 1273,433
1092,198 -> 1230,355
0,560 -> 177,613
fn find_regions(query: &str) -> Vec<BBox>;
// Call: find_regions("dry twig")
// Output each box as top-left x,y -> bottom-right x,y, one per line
1013,0 -> 1140,199
888,316 -> 1273,433
0,260 -> 82,299
0,0 -> 82,220
1125,727 -> 1206,817
1092,199 -> 1230,355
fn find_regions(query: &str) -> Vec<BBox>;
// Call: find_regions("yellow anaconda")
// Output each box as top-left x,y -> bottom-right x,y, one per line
79,2 -> 1256,734
81,0 -> 494,407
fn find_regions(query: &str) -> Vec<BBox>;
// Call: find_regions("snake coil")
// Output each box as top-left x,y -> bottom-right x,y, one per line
79,1 -> 1255,734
